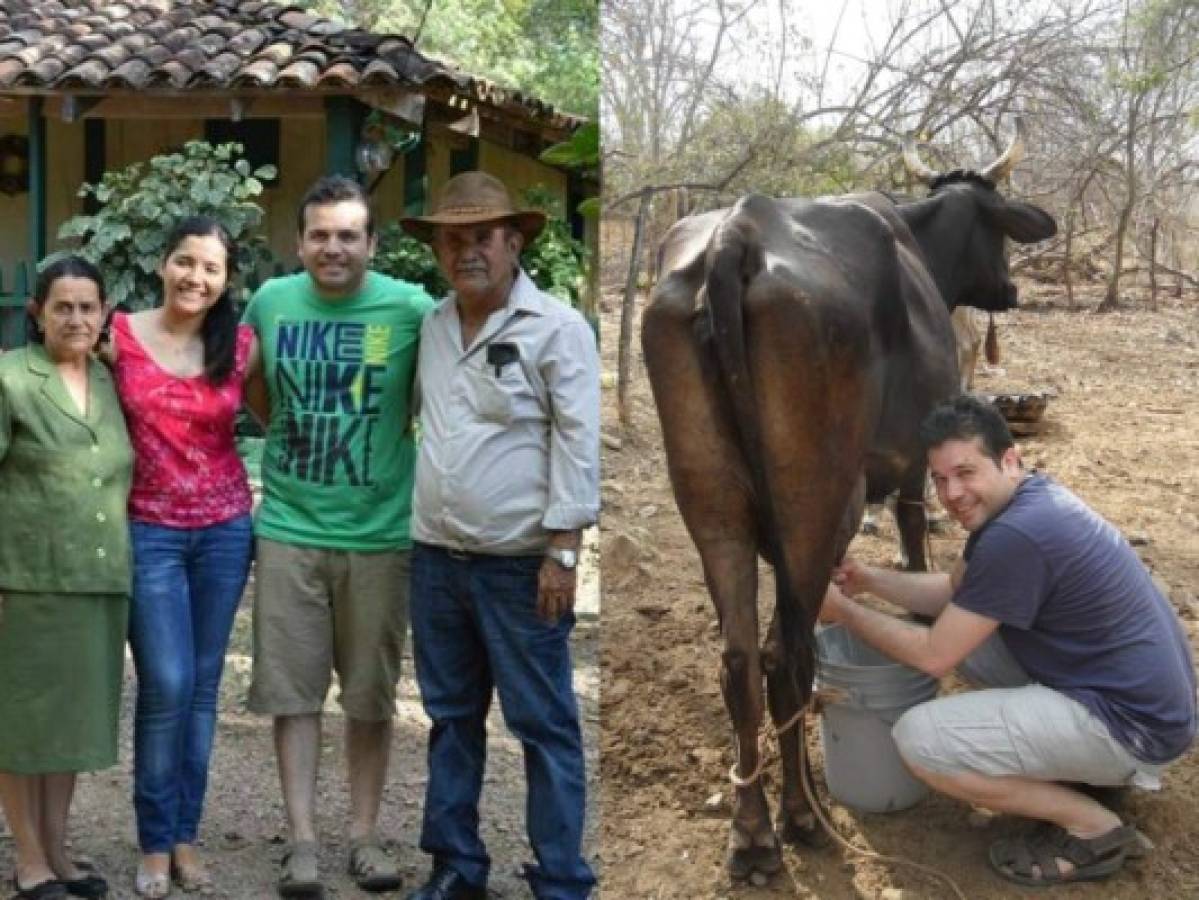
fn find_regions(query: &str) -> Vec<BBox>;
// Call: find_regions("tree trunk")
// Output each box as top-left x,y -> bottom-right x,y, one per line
1099,193 -> 1134,313
1063,209 -> 1075,309
582,223 -> 600,329
1098,102 -> 1138,314
1148,216 -> 1159,311
618,189 -> 651,429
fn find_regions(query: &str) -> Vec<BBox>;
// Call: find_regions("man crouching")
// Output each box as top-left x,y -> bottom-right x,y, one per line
821,394 -> 1196,888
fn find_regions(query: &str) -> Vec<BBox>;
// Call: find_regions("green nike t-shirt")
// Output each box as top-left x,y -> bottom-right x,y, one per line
243,271 -> 434,550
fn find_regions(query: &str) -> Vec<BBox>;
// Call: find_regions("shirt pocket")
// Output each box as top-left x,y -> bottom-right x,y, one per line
466,361 -> 540,426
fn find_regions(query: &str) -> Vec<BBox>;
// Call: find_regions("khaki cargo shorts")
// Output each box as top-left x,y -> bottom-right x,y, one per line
248,538 -> 411,721
892,633 -> 1167,789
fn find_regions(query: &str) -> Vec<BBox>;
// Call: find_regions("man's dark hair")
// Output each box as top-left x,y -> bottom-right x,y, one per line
296,175 -> 374,236
919,394 -> 1014,465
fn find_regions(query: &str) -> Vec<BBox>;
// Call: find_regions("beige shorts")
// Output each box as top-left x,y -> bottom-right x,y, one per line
248,538 -> 411,721
892,633 -> 1166,789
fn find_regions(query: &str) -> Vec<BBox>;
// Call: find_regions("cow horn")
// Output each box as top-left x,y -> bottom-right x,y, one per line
980,117 -> 1027,184
902,132 -> 940,186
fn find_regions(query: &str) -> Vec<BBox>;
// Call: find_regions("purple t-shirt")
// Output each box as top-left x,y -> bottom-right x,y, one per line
955,475 -> 1196,764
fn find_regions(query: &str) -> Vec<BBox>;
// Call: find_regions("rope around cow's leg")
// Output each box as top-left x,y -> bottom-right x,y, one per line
795,707 -> 968,900
727,700 -> 965,897
728,751 -> 767,788
773,707 -> 804,735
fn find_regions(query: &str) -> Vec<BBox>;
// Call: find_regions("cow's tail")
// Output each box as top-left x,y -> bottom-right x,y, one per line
705,210 -> 815,702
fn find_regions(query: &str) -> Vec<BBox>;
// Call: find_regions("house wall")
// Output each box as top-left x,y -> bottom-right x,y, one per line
480,140 -> 568,212
0,111 -> 570,299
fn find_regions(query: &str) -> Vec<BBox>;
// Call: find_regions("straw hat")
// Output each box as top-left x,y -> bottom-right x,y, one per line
401,171 -> 547,244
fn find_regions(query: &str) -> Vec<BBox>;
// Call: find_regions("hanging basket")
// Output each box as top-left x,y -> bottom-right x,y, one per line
0,134 -> 29,196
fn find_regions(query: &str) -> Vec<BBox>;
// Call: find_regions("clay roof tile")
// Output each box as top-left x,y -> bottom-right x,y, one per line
231,57 -> 276,86
106,20 -> 136,38
0,57 -> 23,86
255,42 -> 292,66
60,58 -> 107,87
228,29 -> 266,55
75,33 -> 107,51
25,55 -> 64,83
276,58 -> 318,88
173,46 -> 206,74
154,59 -> 191,88
317,61 -> 358,88
276,9 -> 316,30
160,26 -> 198,52
118,32 -> 151,53
14,43 -> 41,65
360,58 -> 398,85
139,44 -> 171,67
195,33 -> 226,55
107,56 -> 150,87
200,50 -> 241,83
92,43 -> 131,69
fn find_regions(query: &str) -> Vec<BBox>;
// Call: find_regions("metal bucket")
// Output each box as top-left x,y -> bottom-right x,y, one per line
816,624 -> 939,812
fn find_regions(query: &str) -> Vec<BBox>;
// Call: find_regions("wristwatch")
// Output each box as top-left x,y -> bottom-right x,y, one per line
546,547 -> 579,570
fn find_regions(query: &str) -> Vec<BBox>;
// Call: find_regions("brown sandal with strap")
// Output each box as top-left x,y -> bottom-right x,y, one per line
989,823 -> 1138,886
347,840 -> 402,893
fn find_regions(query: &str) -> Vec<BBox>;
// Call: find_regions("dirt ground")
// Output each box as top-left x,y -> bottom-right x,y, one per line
0,563 -> 600,899
598,280 -> 1199,899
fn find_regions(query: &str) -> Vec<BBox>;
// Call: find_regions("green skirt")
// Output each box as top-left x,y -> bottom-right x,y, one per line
0,591 -> 128,773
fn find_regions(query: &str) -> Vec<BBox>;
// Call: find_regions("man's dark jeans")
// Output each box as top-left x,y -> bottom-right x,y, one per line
410,543 -> 595,900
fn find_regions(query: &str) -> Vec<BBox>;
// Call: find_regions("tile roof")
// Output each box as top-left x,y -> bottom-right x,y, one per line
0,0 -> 581,131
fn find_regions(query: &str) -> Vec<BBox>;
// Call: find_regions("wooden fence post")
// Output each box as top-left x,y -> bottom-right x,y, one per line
617,188 -> 651,430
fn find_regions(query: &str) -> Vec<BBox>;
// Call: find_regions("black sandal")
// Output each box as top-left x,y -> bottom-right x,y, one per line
989,823 -> 1138,886
11,877 -> 68,900
59,873 -> 107,899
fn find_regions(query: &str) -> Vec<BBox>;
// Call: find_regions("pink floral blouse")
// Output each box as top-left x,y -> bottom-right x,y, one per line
112,312 -> 253,528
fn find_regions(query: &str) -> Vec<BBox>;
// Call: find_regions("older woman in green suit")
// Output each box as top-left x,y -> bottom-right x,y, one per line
0,257 -> 132,900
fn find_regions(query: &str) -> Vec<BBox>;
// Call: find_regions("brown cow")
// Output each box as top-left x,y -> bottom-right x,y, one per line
641,123 -> 1056,882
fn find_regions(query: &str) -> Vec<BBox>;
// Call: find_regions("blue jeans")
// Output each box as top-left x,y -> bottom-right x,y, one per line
411,544 -> 595,900
128,515 -> 253,853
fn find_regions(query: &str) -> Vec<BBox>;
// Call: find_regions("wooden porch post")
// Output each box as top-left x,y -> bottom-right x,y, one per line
27,97 -> 46,264
325,96 -> 364,179
567,171 -> 585,240
403,126 -> 428,216
449,137 -> 478,176
83,119 -> 106,215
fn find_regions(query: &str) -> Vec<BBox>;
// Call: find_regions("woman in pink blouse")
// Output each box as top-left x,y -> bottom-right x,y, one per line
108,217 -> 255,898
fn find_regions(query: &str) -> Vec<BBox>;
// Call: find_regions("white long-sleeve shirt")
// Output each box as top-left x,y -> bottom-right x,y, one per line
412,271 -> 600,554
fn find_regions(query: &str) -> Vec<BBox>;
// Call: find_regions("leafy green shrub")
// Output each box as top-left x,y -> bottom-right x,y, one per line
522,215 -> 587,306
372,223 -> 450,298
57,141 -> 276,310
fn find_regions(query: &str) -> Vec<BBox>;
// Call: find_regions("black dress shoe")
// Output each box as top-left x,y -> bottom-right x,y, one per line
405,867 -> 486,900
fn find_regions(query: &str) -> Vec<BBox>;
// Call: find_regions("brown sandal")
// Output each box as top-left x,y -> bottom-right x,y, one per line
347,841 -> 402,893
989,823 -> 1138,886
169,859 -> 213,895
277,842 -> 323,899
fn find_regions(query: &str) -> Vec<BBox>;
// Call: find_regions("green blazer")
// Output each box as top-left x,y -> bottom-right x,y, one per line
0,344 -> 133,594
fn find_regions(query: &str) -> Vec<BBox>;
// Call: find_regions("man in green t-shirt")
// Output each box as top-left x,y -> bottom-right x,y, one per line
243,175 -> 433,898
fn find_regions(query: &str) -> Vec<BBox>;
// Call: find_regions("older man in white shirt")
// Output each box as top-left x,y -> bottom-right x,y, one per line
400,173 -> 599,900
